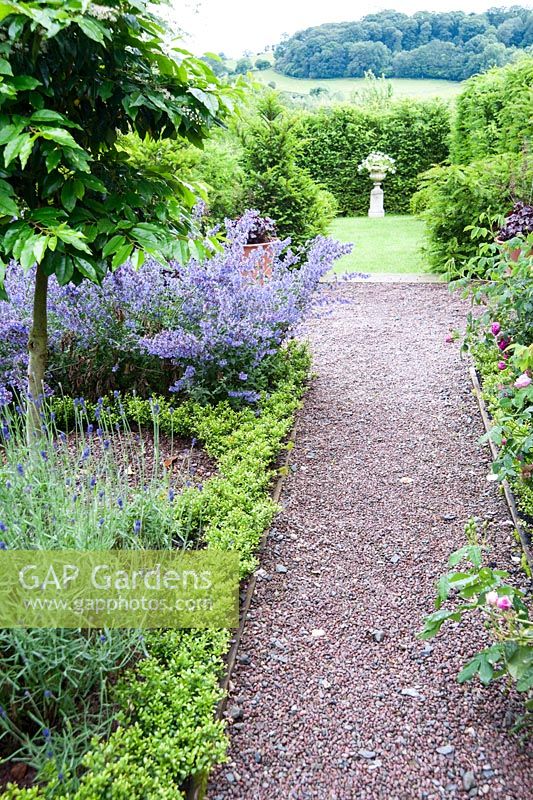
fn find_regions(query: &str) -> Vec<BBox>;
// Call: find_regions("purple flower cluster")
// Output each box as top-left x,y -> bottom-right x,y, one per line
0,212 -> 350,402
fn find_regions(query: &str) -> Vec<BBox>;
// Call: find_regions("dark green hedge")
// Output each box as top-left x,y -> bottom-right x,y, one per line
296,100 -> 451,215
451,57 -> 533,164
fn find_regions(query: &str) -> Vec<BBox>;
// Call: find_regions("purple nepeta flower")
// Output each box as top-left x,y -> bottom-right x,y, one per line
0,215 -> 350,404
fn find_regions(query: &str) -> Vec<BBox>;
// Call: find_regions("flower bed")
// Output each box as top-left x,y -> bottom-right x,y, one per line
0,343 -> 311,798
429,238 -> 533,720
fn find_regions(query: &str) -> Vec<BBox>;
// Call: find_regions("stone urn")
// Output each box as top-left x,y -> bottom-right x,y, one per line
368,171 -> 386,218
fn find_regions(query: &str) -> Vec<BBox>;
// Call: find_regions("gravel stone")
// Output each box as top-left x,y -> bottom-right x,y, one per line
227,705 -> 243,722
437,746 -> 455,756
358,749 -> 377,760
463,771 -> 477,791
209,284 -> 533,799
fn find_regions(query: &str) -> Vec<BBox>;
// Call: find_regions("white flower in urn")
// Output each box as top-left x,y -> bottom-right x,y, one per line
358,151 -> 396,181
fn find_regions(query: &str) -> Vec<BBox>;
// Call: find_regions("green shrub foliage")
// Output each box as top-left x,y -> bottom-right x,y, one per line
412,154 -> 532,274
241,94 -> 337,248
297,100 -> 450,215
413,57 -> 533,276
451,58 -> 533,163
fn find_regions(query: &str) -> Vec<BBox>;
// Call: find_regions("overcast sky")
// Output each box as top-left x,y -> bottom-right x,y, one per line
165,0 -> 533,57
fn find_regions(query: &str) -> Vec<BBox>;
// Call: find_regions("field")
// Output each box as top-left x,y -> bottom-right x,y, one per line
253,68 -> 463,100
328,215 -> 428,275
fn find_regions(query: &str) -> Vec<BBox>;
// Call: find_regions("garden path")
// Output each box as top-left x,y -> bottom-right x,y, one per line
209,283 -> 532,800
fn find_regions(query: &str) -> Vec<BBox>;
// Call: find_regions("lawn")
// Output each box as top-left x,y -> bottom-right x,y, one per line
254,68 -> 463,101
328,215 -> 427,275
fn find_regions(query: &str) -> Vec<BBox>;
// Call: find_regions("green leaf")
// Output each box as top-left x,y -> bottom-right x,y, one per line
55,254 -> 74,285
3,221 -> 26,253
4,133 -> 28,167
30,109 -> 80,128
61,181 -> 77,212
72,179 -> 85,200
45,148 -> 61,172
18,134 -> 35,169
435,574 -> 450,609
506,645 -> 533,682
111,242 -> 133,269
20,234 -> 40,270
11,227 -> 34,260
478,655 -> 495,685
33,236 -> 49,264
102,234 -> 126,258
458,656 -> 480,684
10,75 -> 41,91
55,226 -> 91,253
38,127 -> 82,150
0,123 -> 24,146
77,16 -> 108,44
0,58 -> 13,76
0,191 -> 18,216
130,249 -> 145,270
73,256 -> 98,281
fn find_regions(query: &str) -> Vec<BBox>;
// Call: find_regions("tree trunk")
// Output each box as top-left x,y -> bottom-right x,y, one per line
27,263 -> 48,439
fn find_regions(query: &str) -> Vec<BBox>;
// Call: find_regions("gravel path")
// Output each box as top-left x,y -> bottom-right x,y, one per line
209,283 -> 533,800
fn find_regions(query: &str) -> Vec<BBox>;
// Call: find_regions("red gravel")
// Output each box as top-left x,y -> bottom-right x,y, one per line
208,283 -> 533,800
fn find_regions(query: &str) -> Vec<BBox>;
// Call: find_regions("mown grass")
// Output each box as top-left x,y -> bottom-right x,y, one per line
328,215 -> 428,275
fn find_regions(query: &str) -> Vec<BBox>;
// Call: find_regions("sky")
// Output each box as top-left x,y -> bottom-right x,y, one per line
164,0 -> 533,57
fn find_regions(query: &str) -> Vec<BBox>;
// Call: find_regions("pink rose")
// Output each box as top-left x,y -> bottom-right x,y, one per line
497,361 -> 507,370
514,373 -> 532,390
486,591 -> 499,607
491,322 -> 501,336
496,596 -> 512,611
498,338 -> 510,351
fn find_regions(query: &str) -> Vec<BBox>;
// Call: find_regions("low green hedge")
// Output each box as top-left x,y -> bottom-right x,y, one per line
1,342 -> 311,799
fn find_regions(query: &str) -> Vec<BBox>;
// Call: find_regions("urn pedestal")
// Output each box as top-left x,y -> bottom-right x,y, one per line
368,170 -> 386,218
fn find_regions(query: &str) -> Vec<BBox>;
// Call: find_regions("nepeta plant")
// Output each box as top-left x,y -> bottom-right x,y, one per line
0,213 -> 350,404
240,210 -> 277,244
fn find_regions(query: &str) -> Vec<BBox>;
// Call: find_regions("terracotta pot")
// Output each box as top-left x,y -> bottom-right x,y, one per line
242,241 -> 277,282
495,237 -> 533,263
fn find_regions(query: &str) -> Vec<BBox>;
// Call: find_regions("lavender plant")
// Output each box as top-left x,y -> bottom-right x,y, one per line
0,396 -> 199,787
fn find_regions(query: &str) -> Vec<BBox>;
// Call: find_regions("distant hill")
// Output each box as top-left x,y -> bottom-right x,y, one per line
274,8 -> 533,81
